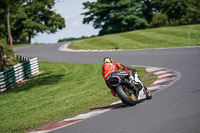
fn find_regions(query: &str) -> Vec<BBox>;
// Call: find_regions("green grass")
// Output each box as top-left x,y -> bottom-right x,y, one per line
0,62 -> 156,133
69,24 -> 200,50
12,43 -> 45,48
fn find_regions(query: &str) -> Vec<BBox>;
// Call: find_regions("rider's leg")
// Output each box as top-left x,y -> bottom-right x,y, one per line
105,80 -> 116,96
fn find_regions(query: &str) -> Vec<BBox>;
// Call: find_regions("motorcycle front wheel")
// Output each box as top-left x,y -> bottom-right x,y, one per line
116,85 -> 136,106
145,87 -> 152,100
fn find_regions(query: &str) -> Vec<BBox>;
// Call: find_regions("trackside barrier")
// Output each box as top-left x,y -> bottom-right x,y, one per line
0,57 -> 39,92
15,54 -> 32,62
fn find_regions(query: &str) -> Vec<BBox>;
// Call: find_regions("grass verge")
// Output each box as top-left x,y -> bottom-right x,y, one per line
12,43 -> 45,48
0,62 -> 156,133
69,24 -> 200,50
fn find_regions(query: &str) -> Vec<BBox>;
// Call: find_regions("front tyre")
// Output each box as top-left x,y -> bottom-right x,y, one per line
116,85 -> 136,106
145,87 -> 152,100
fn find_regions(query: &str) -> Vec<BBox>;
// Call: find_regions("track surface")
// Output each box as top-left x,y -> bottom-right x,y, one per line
14,44 -> 200,133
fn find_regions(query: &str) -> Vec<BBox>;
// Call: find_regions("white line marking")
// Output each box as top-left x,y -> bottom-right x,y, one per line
154,71 -> 168,75
62,109 -> 110,122
147,86 -> 160,90
145,67 -> 163,72
158,73 -> 175,78
153,78 -> 174,84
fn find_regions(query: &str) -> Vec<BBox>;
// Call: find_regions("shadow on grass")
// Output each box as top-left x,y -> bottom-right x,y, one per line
4,72 -> 65,93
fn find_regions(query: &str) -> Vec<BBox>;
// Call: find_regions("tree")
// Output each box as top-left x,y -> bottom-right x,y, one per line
0,3 -> 6,38
161,0 -> 187,25
0,0 -> 20,45
183,0 -> 200,24
7,2 -> 13,45
150,13 -> 168,27
141,0 -> 163,23
161,0 -> 200,25
146,0 -> 200,27
0,0 -> 65,44
11,0 -> 65,43
82,0 -> 148,35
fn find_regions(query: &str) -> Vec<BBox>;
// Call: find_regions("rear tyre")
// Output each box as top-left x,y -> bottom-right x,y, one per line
116,85 -> 136,106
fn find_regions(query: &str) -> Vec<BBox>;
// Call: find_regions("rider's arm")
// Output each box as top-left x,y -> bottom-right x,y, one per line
121,64 -> 135,71
115,62 -> 136,75
115,62 -> 130,71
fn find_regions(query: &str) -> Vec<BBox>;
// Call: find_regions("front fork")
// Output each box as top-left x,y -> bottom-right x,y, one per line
133,72 -> 144,90
123,72 -> 145,98
134,72 -> 143,85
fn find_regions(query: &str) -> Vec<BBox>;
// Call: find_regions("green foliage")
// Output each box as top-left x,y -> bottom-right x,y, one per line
0,0 -> 65,44
0,8 -> 6,38
82,0 -> 148,35
0,39 -> 18,71
160,0 -> 200,26
143,0 -> 200,27
0,0 -> 8,38
58,35 -> 96,42
141,0 -> 163,23
11,0 -> 65,43
150,13 -> 168,28
183,0 -> 200,24
12,43 -> 45,48
82,0 -> 200,34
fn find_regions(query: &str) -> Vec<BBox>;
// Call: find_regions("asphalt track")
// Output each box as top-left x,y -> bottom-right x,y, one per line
14,43 -> 200,133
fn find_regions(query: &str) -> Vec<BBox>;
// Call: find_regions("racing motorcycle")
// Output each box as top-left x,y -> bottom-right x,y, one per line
107,71 -> 152,106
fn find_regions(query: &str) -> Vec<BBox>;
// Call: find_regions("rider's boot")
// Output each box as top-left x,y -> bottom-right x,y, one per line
111,89 -> 116,97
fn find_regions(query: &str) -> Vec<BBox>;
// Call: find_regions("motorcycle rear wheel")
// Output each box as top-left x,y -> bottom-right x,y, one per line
116,85 -> 136,106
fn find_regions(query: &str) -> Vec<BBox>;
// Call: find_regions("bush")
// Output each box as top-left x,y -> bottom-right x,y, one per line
0,39 -> 18,71
58,35 -> 97,43
150,13 -> 169,28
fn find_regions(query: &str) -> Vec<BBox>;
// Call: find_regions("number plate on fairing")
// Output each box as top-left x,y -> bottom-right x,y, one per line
138,90 -> 146,100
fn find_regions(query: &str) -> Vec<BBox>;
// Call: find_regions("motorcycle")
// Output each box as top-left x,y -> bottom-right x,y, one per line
106,71 -> 152,106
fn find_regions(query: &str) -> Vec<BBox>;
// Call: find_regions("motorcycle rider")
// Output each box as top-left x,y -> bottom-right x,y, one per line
102,57 -> 138,96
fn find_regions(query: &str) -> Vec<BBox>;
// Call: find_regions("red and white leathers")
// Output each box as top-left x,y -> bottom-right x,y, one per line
102,62 -> 133,80
102,62 -> 135,96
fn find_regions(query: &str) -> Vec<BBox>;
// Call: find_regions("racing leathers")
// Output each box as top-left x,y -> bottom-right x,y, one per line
102,62 -> 136,96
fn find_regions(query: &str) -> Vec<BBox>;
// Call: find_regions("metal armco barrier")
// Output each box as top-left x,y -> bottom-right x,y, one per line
0,57 -> 39,92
